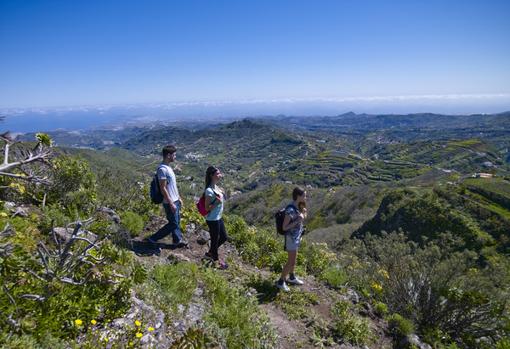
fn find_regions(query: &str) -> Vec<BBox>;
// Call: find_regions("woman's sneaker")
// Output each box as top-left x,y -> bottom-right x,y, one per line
287,275 -> 304,285
218,260 -> 229,270
276,279 -> 290,292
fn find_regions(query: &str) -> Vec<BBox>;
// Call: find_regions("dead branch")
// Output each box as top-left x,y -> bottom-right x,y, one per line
0,135 -> 52,184
19,294 -> 46,302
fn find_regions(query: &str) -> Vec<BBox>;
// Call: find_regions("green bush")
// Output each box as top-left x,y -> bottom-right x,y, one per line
275,290 -> 319,320
0,334 -> 39,349
300,242 -> 337,275
225,214 -> 340,277
39,204 -> 72,232
0,222 -> 132,345
331,301 -> 373,345
47,156 -> 97,216
321,265 -> 348,289
150,263 -> 199,313
95,168 -> 154,218
496,338 -> 510,349
87,217 -> 114,237
387,313 -> 415,337
120,210 -> 144,236
339,232 -> 510,345
201,267 -> 278,349
374,302 -> 388,317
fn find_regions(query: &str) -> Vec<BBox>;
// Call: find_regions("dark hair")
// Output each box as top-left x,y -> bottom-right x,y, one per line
205,166 -> 219,190
292,186 -> 305,201
162,145 -> 176,158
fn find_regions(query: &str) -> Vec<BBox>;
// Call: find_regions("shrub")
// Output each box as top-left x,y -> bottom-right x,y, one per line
39,204 -> 72,232
150,263 -> 199,313
0,223 -> 132,345
374,302 -> 388,317
387,313 -> 415,337
275,290 -> 319,320
47,156 -> 97,216
95,168 -> 154,218
301,242 -> 337,275
339,232 -> 510,345
225,214 -> 340,277
120,211 -> 144,236
201,267 -> 278,349
321,265 -> 348,289
496,338 -> 510,349
87,217 -> 114,237
331,301 -> 373,345
332,315 -> 372,345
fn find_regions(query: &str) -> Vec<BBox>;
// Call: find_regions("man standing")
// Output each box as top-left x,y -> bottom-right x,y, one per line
147,145 -> 188,248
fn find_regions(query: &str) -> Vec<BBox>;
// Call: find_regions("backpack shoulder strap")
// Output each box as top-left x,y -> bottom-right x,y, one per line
285,204 -> 298,212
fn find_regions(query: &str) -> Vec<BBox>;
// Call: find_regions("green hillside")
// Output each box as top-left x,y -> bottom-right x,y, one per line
3,116 -> 509,348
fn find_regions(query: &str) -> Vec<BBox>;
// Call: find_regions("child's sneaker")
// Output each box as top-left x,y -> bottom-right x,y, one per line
287,275 -> 304,285
276,279 -> 290,292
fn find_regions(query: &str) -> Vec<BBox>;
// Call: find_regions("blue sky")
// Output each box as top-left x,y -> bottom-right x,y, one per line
0,0 -> 509,110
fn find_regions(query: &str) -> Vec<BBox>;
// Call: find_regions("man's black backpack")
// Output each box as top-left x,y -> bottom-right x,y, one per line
150,174 -> 163,204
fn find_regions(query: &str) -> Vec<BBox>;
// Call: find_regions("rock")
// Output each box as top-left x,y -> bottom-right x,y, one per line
140,333 -> 157,346
167,253 -> 191,263
97,206 -> 121,224
185,223 -> 196,233
359,302 -> 373,317
196,229 -> 209,245
343,288 -> 360,304
338,344 -> 362,349
12,207 -> 28,217
52,227 -> 98,242
245,287 -> 257,298
399,334 -> 432,349
3,201 -> 15,210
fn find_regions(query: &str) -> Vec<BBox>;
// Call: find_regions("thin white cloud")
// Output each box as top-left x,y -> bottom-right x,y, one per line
1,93 -> 509,114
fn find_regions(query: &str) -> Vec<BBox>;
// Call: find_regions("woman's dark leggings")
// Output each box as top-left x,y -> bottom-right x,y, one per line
206,219 -> 228,261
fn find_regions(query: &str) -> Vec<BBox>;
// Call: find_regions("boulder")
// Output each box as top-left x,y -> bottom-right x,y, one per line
96,206 -> 121,224
399,334 -> 432,349
52,227 -> 97,242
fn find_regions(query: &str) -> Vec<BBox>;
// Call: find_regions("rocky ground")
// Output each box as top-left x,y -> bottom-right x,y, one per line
102,214 -> 398,349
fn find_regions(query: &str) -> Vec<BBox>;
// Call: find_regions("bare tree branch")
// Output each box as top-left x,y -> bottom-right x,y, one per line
0,150 -> 51,173
19,294 -> 46,302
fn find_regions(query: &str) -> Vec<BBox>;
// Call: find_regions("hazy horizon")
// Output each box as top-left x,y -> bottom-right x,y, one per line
2,94 -> 510,133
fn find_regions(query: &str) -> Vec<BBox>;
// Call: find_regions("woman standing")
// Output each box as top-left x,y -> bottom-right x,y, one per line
277,187 -> 307,291
204,166 -> 229,269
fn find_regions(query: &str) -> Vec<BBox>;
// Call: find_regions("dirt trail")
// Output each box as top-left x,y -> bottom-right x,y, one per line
130,217 -> 391,349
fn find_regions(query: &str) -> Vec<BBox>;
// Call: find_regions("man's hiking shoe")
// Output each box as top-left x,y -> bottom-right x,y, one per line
175,240 -> 189,248
276,280 -> 290,292
287,276 -> 304,286
146,237 -> 158,244
144,238 -> 161,254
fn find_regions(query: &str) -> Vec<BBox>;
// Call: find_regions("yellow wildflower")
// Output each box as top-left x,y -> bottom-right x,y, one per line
378,269 -> 390,279
74,319 -> 83,326
135,332 -> 143,338
148,326 -> 155,332
135,320 -> 142,327
371,282 -> 383,293
91,319 -> 97,325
